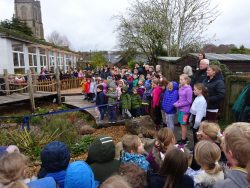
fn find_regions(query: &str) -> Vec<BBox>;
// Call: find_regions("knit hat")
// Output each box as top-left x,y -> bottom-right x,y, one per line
40,141 -> 70,173
87,136 -> 115,163
64,161 -> 96,188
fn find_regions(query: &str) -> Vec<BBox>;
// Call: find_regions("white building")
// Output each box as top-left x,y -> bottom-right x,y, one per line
0,28 -> 79,75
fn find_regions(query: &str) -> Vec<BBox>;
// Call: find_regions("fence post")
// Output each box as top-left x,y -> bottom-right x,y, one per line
56,68 -> 62,104
3,69 -> 10,95
27,70 -> 35,111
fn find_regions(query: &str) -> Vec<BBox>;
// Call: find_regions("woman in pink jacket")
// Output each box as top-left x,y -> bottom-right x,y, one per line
151,78 -> 163,130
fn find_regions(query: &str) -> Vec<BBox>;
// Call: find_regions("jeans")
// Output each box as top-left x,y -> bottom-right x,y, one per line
165,113 -> 175,131
108,105 -> 117,122
98,107 -> 105,120
122,109 -> 132,118
132,108 -> 141,117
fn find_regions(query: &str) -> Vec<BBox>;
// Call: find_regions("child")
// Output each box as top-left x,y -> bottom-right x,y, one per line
0,152 -> 29,188
162,81 -> 179,130
38,141 -> 70,188
106,83 -> 118,123
194,140 -> 224,187
96,85 -> 106,121
86,136 -> 120,183
174,74 -> 193,145
159,79 -> 169,126
146,127 -> 176,173
151,79 -> 163,130
84,78 -> 91,100
131,87 -> 142,117
120,135 -> 150,171
214,122 -> 250,188
89,77 -> 96,102
147,147 -> 194,188
133,74 -> 139,87
100,175 -> 131,188
120,86 -> 132,119
64,161 -> 97,188
137,80 -> 145,98
80,77 -> 86,95
189,83 -> 207,145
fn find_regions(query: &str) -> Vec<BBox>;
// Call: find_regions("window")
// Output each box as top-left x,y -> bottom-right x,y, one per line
12,42 -> 25,73
49,51 -> 55,72
39,48 -> 47,67
28,47 -> 38,71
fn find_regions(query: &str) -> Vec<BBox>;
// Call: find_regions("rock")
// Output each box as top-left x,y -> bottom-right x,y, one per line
79,125 -> 96,135
125,115 -> 156,138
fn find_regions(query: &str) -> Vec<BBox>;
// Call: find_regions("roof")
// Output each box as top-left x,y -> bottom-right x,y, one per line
0,26 -> 77,54
158,56 -> 180,61
190,53 -> 250,61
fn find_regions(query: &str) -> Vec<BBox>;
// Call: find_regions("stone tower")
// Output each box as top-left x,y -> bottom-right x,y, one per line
14,0 -> 44,39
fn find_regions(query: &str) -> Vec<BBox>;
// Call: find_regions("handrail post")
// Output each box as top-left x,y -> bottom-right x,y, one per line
56,68 -> 62,104
4,69 -> 10,95
27,70 -> 35,111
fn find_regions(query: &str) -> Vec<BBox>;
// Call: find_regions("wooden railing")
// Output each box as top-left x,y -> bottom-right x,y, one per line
7,78 -> 82,93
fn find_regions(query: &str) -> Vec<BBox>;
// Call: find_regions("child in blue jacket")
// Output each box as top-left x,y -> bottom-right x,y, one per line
162,81 -> 179,130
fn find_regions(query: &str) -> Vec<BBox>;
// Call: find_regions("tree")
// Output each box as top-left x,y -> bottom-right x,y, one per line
47,31 -> 71,48
116,0 -> 218,66
90,52 -> 107,68
0,17 -> 33,36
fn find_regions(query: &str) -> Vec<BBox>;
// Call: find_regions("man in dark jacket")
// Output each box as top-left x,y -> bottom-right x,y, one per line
192,59 -> 210,86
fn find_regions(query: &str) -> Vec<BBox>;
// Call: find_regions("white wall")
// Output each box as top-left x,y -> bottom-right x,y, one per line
0,38 -> 14,74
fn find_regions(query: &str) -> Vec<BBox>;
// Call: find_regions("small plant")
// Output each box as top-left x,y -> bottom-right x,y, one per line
71,135 -> 94,156
7,128 -> 61,160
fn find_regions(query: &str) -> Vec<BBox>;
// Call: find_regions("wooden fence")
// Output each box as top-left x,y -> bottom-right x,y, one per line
6,78 -> 82,93
222,75 -> 250,122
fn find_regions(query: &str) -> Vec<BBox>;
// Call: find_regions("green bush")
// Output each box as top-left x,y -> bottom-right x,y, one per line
71,135 -> 94,156
41,114 -> 79,147
210,60 -> 232,77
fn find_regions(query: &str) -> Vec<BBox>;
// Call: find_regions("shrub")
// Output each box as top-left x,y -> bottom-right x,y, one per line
41,114 -> 79,147
71,135 -> 94,156
7,128 -> 61,160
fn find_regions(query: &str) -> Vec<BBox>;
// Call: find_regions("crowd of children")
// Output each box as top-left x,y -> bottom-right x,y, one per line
0,122 -> 249,188
0,57 -> 250,188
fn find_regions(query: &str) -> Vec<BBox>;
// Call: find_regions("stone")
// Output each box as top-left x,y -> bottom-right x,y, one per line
125,115 -> 156,138
79,125 -> 96,135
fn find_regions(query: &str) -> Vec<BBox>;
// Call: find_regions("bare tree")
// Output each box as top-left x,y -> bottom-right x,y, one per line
116,0 -> 219,65
47,30 -> 71,49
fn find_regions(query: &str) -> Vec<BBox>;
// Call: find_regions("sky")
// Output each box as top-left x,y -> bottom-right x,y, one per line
0,0 -> 250,51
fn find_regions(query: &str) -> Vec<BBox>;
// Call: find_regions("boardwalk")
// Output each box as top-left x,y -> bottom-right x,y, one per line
0,92 -> 57,106
63,95 -> 125,127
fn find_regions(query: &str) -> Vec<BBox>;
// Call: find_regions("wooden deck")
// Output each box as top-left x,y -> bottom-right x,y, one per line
0,92 -> 57,106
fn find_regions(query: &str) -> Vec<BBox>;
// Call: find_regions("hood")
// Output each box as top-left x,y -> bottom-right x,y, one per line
87,136 -> 115,163
28,177 -> 56,188
224,169 -> 248,188
172,81 -> 179,91
40,141 -> 70,173
64,161 -> 96,188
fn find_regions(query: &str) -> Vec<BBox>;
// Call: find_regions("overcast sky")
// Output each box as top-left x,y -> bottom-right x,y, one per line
0,0 -> 250,51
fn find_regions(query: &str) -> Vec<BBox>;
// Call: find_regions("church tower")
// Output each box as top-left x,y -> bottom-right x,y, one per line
14,0 -> 44,39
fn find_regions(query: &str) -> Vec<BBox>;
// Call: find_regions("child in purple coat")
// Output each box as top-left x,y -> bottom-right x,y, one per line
174,74 -> 193,145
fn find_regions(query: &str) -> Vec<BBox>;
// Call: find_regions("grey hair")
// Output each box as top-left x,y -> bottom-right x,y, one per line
183,66 -> 193,77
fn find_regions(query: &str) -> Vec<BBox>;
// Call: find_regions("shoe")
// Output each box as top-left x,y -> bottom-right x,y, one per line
111,121 -> 116,124
177,139 -> 189,145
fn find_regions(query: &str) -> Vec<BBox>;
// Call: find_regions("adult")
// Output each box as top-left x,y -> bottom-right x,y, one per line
203,65 -> 225,122
192,59 -> 210,86
183,66 -> 194,86
85,63 -> 92,71
101,66 -> 111,79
